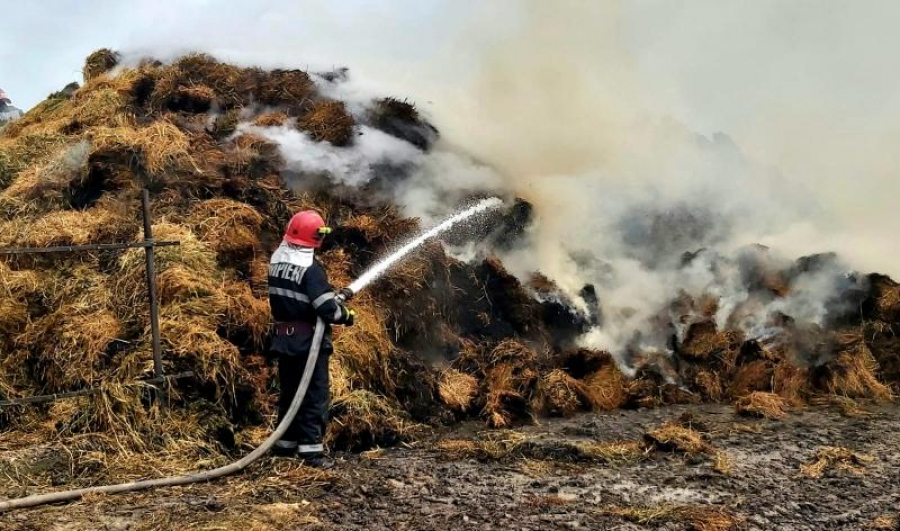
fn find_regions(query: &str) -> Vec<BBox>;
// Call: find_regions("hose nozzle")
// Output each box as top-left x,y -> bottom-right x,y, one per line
336,287 -> 355,303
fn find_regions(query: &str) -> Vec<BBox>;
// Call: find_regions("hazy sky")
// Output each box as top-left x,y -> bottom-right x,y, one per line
2,1 -> 899,132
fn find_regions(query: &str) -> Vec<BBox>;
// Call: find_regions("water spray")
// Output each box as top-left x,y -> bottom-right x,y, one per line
342,197 -> 504,299
0,197 -> 503,512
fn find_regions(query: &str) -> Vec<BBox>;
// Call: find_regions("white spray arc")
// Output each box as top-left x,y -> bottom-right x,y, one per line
347,197 -> 504,294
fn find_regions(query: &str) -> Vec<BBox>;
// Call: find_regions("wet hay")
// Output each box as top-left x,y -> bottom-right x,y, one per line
799,446 -> 875,479
735,391 -> 788,420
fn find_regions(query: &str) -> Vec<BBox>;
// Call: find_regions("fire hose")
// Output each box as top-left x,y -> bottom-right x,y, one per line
0,198 -> 503,513
0,312 -> 333,512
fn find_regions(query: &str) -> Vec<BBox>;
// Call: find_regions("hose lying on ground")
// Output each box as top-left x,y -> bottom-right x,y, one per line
0,319 -> 327,513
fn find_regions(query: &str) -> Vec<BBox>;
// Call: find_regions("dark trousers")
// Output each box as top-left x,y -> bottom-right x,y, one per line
277,348 -> 331,456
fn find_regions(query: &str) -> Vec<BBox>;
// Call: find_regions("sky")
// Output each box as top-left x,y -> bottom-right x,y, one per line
1,1 -> 899,277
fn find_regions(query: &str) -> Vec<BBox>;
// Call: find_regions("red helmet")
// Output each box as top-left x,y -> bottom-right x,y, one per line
284,210 -> 330,248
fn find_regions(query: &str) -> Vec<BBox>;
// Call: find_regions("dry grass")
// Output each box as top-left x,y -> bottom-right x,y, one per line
298,100 -> 355,146
823,342 -> 894,402
601,504 -> 742,531
575,440 -> 646,463
799,446 -> 875,479
694,369 -> 725,401
680,321 -> 733,360
435,430 -> 527,460
438,369 -> 479,413
872,515 -> 898,529
713,451 -> 734,475
253,112 -> 290,127
644,421 -> 708,454
735,391 -> 788,420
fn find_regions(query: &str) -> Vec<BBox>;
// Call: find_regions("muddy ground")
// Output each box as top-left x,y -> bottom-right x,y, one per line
1,403 -> 898,530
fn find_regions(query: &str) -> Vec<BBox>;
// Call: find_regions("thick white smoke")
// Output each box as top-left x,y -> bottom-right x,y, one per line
26,1 -> 897,365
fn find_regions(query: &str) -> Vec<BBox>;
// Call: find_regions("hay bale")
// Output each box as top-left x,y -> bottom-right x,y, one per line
114,222 -> 218,319
332,294 -> 395,394
326,390 -> 415,451
772,362 -> 808,405
69,82 -> 130,128
83,49 -> 121,81
583,363 -> 628,410
488,339 -> 538,366
799,446 -> 874,478
644,421 -> 708,454
735,391 -> 788,420
533,369 -> 592,416
367,97 -> 438,150
329,357 -> 352,399
187,198 -> 263,261
16,305 -> 123,391
297,100 -> 355,146
0,132 -> 70,191
12,201 -> 137,248
679,321 -> 734,360
819,338 -> 893,401
728,359 -> 773,398
0,140 -> 91,218
692,369 -> 725,401
438,369 -> 478,413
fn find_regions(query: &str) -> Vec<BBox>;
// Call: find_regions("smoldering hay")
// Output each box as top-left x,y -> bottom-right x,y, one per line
0,48 -> 898,480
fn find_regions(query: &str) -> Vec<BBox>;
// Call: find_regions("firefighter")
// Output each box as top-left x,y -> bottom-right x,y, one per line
268,210 -> 355,468
0,89 -> 23,123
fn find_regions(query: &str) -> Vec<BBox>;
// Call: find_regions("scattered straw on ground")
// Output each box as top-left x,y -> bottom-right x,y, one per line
872,515 -> 898,529
644,421 -> 708,454
600,504 -> 742,531
799,446 -> 875,479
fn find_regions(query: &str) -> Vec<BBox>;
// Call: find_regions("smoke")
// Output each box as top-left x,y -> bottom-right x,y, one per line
15,0 -> 899,365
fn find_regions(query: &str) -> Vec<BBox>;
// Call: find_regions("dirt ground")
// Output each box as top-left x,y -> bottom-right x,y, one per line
1,403 -> 898,531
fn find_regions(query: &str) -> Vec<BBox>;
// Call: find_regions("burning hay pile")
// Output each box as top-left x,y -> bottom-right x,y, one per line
1,50 -> 899,487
